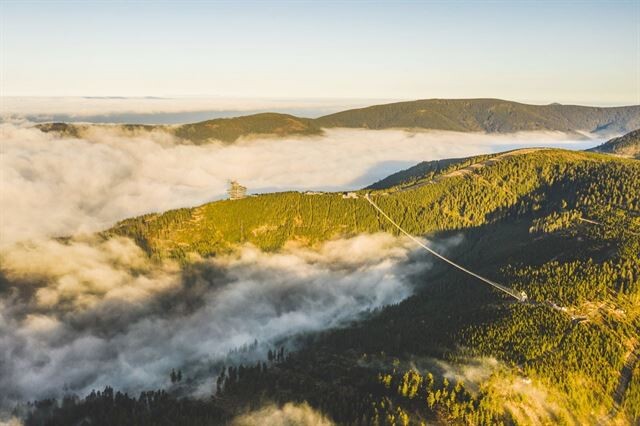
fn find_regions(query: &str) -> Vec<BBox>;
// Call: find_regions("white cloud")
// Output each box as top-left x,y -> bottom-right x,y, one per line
231,402 -> 334,426
0,233 -> 438,408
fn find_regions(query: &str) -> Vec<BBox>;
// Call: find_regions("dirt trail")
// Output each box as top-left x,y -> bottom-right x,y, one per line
614,342 -> 639,407
577,217 -> 640,237
599,340 -> 640,424
397,148 -> 548,193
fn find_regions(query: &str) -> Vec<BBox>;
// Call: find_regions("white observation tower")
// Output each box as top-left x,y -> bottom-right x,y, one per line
227,180 -> 247,200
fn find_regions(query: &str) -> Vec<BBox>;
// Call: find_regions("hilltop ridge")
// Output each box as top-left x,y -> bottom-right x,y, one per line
316,98 -> 640,135
589,128 -> 640,159
37,98 -> 640,143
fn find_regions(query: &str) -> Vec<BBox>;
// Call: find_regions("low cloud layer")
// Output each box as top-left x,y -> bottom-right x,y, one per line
231,402 -> 334,426
0,233 -> 438,408
0,122 -> 599,247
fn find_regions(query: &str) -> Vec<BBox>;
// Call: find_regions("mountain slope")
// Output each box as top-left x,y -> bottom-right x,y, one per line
172,112 -> 323,143
316,98 -> 640,135
366,155 -> 490,190
34,148 -> 640,425
588,128 -> 640,159
109,149 -> 639,261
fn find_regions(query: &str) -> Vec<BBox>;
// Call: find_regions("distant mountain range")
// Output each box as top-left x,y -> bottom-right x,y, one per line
316,98 -> 640,135
588,128 -> 640,159
37,98 -> 640,143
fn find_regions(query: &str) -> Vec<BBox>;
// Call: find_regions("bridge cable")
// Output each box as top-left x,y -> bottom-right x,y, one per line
364,194 -> 527,302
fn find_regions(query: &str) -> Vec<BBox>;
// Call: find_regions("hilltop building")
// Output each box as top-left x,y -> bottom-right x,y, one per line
227,180 -> 247,200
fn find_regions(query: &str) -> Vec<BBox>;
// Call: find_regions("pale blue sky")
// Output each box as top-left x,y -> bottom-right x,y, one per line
2,1 -> 639,105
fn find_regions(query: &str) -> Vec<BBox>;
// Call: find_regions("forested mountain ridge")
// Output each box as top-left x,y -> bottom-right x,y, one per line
172,113 -> 323,143
589,128 -> 640,159
36,99 -> 640,143
108,149 -> 639,261
27,148 -> 640,425
366,156 -> 469,190
317,98 -> 640,135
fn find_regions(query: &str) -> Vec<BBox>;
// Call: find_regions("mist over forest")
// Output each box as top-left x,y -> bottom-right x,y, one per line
1,1 -> 639,423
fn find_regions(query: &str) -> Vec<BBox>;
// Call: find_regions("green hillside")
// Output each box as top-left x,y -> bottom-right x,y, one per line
31,149 -> 640,425
108,149 -> 639,261
172,113 -> 323,144
366,155 -> 488,190
589,128 -> 640,159
316,98 -> 640,135
231,208 -> 640,425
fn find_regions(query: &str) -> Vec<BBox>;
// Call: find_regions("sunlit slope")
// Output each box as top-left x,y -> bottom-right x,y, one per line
109,149 -> 640,261
316,98 -> 640,135
172,112 -> 322,143
366,155 -> 492,190
242,209 -> 640,425
200,150 -> 638,425
589,128 -> 640,159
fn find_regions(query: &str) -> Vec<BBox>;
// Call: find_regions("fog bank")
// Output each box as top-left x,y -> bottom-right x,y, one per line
0,123 -> 599,247
0,233 -> 442,408
231,403 -> 334,426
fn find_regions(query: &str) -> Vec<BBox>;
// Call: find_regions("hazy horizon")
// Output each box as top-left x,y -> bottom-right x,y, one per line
1,2 -> 639,424
2,1 -> 638,105
3,95 -> 639,125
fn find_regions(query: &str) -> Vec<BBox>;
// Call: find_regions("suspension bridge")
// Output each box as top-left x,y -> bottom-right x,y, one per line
364,193 -> 528,302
